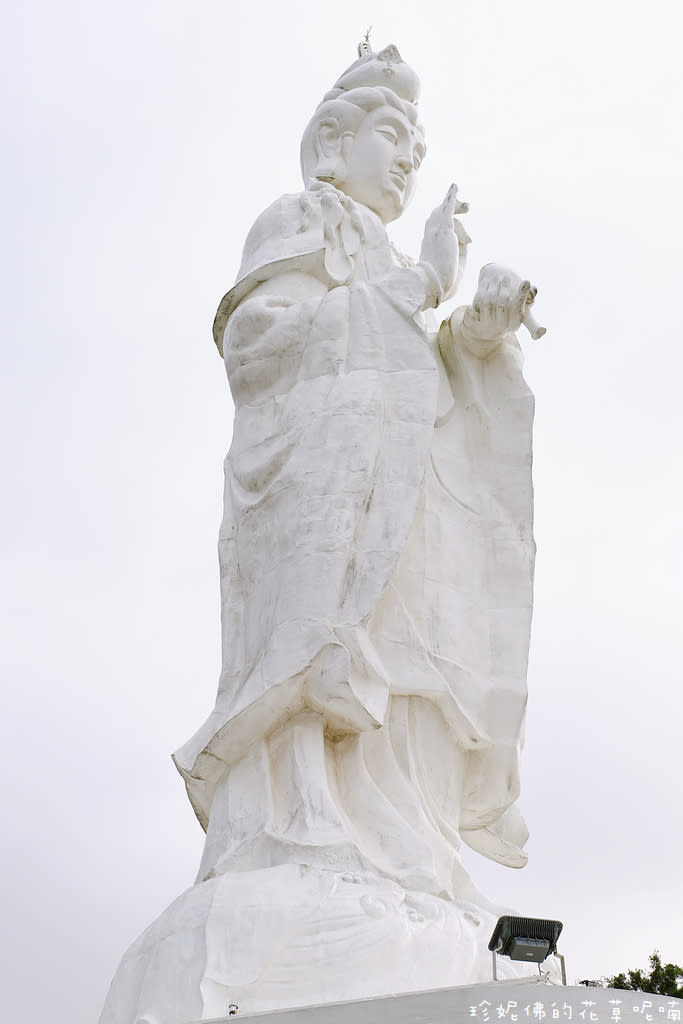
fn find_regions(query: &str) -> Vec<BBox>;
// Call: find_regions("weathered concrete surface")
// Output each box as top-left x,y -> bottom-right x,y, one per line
198,981 -> 683,1024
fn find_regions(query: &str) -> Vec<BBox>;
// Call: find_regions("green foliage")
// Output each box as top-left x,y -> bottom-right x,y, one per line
607,952 -> 683,998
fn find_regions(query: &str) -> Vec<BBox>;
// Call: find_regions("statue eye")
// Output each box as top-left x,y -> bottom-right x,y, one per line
377,127 -> 399,145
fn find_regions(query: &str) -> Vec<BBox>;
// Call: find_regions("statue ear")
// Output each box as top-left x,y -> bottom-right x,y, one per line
314,117 -> 346,183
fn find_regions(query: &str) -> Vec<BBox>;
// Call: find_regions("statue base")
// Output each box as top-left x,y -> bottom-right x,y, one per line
99,864 -> 563,1024
194,982 -> 683,1024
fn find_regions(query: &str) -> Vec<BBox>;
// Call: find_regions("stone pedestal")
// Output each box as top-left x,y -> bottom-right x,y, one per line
195,983 -> 683,1024
99,865 -> 564,1024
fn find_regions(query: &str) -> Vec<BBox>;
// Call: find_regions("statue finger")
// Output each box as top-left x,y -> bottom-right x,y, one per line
442,183 -> 459,215
495,274 -> 512,297
474,280 -> 491,313
482,279 -> 497,323
453,219 -> 472,245
496,301 -> 509,333
517,280 -> 532,317
483,277 -> 499,304
493,274 -> 512,330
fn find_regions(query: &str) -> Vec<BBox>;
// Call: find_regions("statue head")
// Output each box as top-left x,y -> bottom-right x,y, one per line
300,45 -> 425,224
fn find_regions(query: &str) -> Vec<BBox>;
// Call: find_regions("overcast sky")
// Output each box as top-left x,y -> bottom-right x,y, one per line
3,2 -> 682,1021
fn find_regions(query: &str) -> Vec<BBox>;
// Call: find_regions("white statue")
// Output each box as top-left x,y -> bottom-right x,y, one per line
101,43 -> 546,1024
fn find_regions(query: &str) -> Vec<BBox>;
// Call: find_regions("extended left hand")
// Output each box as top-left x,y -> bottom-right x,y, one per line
463,263 -> 532,342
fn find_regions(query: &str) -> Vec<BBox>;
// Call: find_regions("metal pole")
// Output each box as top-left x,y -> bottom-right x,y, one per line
492,950 -> 498,982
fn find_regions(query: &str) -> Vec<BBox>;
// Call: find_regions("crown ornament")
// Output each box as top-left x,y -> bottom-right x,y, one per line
330,39 -> 420,105
357,27 -> 372,57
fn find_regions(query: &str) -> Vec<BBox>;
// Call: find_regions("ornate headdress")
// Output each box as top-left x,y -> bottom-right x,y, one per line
320,40 -> 421,107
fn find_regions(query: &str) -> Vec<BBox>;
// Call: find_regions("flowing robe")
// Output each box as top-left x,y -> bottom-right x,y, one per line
173,186 -> 535,899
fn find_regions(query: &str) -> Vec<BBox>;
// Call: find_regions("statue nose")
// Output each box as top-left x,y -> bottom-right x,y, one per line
395,154 -> 412,173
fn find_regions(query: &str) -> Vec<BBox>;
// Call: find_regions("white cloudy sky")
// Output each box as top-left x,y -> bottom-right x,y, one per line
3,1 -> 682,1021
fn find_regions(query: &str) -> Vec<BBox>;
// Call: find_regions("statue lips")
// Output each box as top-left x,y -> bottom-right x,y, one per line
389,169 -> 407,192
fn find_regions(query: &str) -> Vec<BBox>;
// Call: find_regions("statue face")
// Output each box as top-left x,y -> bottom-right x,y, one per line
337,105 -> 425,223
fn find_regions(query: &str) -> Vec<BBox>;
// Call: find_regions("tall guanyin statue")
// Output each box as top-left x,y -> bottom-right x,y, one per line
101,40 -> 547,1024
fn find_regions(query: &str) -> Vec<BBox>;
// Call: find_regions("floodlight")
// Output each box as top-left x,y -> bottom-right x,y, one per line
488,916 -> 565,983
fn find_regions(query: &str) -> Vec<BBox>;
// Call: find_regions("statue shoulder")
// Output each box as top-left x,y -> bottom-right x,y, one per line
213,187 -> 368,354
238,191 -> 327,278
237,185 -> 369,282
213,191 -> 327,354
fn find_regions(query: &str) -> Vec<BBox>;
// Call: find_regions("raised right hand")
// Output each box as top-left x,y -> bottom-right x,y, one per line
419,184 -> 470,303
